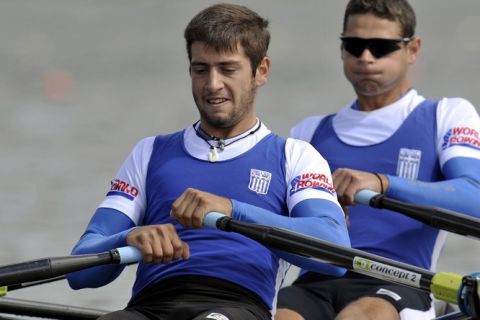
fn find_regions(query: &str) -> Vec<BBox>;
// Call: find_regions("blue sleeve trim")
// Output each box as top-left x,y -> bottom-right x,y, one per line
386,157 -> 480,217
231,199 -> 349,276
66,208 -> 137,289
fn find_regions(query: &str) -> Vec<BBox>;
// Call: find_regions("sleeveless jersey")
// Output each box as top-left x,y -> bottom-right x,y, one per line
132,130 -> 288,309
310,100 -> 443,269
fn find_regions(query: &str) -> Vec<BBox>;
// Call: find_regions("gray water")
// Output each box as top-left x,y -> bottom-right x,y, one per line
1,0 -> 479,313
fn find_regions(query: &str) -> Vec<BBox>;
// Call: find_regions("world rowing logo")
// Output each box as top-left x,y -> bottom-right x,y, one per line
289,173 -> 335,196
106,178 -> 139,201
442,127 -> 480,151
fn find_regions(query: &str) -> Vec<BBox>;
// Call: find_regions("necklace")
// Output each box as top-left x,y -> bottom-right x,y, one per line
193,120 -> 262,162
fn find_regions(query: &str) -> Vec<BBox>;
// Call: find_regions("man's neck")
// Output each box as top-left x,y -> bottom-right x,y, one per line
199,118 -> 259,140
356,86 -> 411,111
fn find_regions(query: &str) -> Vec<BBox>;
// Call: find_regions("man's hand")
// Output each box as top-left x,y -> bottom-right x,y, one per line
126,224 -> 190,264
171,188 -> 233,228
333,168 -> 388,206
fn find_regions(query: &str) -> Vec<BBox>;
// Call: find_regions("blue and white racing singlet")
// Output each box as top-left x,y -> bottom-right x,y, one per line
311,100 -> 441,269
97,122 -> 343,310
291,89 -> 480,271
133,131 -> 288,304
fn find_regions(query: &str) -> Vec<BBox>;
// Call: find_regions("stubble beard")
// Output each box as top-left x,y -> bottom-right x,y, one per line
194,80 -> 257,130
354,80 -> 382,97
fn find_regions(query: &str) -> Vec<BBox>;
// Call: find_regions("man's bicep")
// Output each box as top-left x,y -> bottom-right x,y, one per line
284,138 -> 340,214
84,207 -> 136,236
437,98 -> 480,166
291,198 -> 345,225
96,137 -> 154,224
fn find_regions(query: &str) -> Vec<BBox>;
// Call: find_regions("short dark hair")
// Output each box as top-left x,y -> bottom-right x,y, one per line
184,3 -> 270,76
342,0 -> 416,38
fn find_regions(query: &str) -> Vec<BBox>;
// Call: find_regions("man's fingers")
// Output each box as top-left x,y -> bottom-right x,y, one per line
127,224 -> 189,264
191,206 -> 207,228
171,188 -> 233,228
170,236 -> 187,261
335,176 -> 353,204
171,191 -> 188,221
172,188 -> 200,226
181,242 -> 190,260
343,186 -> 357,206
138,241 -> 155,264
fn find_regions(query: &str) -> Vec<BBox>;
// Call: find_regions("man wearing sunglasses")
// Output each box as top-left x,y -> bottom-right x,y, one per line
276,0 -> 480,319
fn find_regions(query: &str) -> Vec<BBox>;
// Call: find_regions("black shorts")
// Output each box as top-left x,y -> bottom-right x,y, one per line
98,276 -> 271,320
277,271 -> 434,320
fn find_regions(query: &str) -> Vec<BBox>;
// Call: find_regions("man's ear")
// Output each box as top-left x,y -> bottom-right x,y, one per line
255,56 -> 271,87
407,36 -> 421,65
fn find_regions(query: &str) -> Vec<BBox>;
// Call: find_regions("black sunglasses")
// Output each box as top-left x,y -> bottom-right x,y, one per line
340,36 -> 412,59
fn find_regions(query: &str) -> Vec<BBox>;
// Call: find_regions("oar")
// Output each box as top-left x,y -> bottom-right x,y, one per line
0,297 -> 108,320
0,246 -> 141,287
204,212 -> 480,319
1,276 -> 67,301
355,190 -> 480,240
434,311 -> 475,320
1,213 -> 478,318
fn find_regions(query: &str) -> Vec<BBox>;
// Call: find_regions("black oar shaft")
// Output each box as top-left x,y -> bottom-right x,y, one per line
0,297 -> 108,320
6,275 -> 66,291
219,217 -> 434,292
374,195 -> 480,239
0,252 -> 114,287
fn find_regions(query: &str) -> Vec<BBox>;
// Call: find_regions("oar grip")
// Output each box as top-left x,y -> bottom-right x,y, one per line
113,213 -> 228,264
116,246 -> 142,264
203,212 -> 226,229
354,189 -> 380,205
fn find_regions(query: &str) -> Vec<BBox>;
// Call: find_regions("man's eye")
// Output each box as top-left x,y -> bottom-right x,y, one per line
192,68 -> 206,74
222,68 -> 236,74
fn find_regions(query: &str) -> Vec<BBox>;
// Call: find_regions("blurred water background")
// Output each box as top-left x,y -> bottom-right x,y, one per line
0,0 -> 479,313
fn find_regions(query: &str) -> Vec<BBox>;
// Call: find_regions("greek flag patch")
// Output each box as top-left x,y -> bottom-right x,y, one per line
248,169 -> 271,195
396,148 -> 421,180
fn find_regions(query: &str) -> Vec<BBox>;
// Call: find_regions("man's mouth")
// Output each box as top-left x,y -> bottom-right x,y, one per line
206,98 -> 229,105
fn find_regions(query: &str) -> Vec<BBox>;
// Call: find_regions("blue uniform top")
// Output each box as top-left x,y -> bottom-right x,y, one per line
291,89 -> 480,271
67,121 -> 350,314
311,99 -> 441,268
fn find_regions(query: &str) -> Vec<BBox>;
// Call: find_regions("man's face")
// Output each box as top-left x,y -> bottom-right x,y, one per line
190,41 -> 269,136
341,13 -> 419,98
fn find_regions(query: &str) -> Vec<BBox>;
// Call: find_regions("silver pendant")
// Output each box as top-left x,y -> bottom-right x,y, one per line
208,146 -> 219,162
218,139 -> 226,151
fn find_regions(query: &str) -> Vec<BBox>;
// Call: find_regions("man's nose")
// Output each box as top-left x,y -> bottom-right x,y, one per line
206,69 -> 224,91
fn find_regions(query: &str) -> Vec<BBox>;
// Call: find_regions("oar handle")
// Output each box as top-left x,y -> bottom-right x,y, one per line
354,189 -> 380,205
203,212 -> 227,228
115,246 -> 143,264
115,212 -> 226,264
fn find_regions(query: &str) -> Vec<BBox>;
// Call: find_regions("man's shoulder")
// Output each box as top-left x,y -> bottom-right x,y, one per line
437,97 -> 475,110
435,97 -> 478,125
295,115 -> 328,128
290,115 -> 329,142
130,130 -> 185,155
155,128 -> 185,139
284,137 -> 326,161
